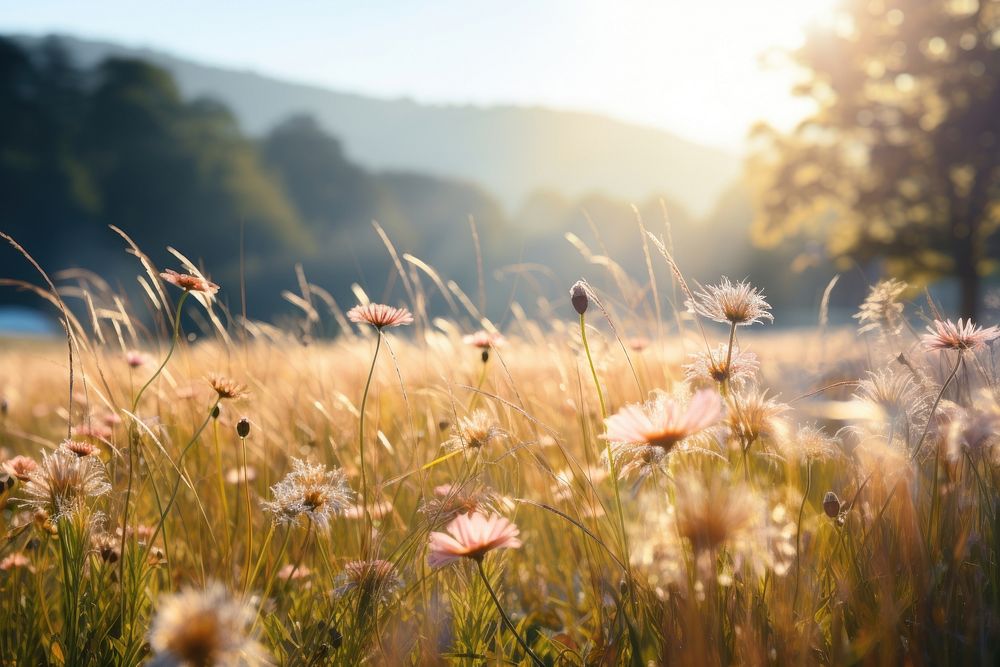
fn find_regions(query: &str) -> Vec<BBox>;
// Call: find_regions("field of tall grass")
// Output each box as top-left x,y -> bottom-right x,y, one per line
0,229 -> 998,666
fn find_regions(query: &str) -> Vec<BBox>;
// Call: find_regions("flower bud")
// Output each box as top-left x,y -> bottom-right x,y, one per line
211,404 -> 221,420
236,418 -> 251,438
481,349 -> 490,363
823,491 -> 841,518
570,281 -> 589,315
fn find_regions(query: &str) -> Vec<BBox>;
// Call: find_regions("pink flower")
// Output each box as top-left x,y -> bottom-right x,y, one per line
462,330 -> 506,349
603,389 -> 722,451
125,350 -> 150,368
159,269 -> 219,295
2,455 -> 37,481
347,303 -> 414,330
922,318 -> 1000,352
427,512 -> 522,568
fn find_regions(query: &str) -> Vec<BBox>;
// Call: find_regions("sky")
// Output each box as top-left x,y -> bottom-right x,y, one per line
0,0 -> 839,151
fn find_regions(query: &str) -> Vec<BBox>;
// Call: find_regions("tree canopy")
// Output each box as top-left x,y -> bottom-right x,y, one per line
750,0 -> 1000,317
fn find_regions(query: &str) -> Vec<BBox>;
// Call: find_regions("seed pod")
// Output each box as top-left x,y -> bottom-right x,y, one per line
823,491 -> 841,518
211,404 -> 221,420
570,281 -> 589,315
236,418 -> 251,438
481,349 -> 489,363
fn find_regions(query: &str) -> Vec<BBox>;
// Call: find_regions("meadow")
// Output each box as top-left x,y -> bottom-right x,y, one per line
0,232 -> 998,666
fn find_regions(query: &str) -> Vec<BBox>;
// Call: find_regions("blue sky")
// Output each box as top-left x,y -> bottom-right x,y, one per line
0,0 -> 837,150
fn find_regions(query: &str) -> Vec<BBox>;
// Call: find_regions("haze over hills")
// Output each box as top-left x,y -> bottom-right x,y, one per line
15,34 -> 740,216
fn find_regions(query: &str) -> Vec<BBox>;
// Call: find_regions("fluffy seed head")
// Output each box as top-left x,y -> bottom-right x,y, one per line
347,303 -> 414,330
683,344 -> 759,387
148,582 -> 268,667
262,458 -> 354,528
922,318 -> 1000,352
21,448 -> 110,519
674,471 -> 757,553
334,559 -> 403,602
442,411 -> 506,453
427,512 -> 522,567
687,277 -> 773,326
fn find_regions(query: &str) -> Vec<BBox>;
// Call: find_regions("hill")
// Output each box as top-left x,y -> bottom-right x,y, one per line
13,33 -> 740,216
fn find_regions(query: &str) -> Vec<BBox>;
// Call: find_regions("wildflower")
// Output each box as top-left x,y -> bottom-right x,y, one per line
604,390 -> 721,453
789,425 -> 840,462
569,281 -> 589,315
347,303 -> 414,330
262,458 -> 354,529
683,344 -> 759,387
208,375 -> 248,400
344,499 -> 394,521
159,269 -> 219,295
855,279 -> 907,335
463,330 -> 505,350
61,439 -> 101,458
126,349 -> 151,368
333,559 -> 403,602
147,582 -> 268,666
728,387 -> 789,445
442,411 -> 506,453
674,472 -> 757,553
0,552 -> 33,572
627,337 -> 651,352
687,277 -> 773,326
922,318 -> 1000,352
855,369 -> 927,425
21,448 -> 110,519
427,512 -> 522,568
418,484 -> 509,522
945,406 -> 1000,461
2,455 -> 37,482
277,563 -> 312,581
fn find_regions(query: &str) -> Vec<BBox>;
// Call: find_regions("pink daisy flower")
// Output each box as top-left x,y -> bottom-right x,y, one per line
603,389 -> 722,451
347,303 -> 414,330
427,512 -> 522,568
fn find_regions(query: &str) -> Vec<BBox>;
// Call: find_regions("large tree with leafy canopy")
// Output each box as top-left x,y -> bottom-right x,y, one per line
750,0 -> 1000,318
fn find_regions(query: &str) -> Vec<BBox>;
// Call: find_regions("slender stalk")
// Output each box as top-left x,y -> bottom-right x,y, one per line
792,459 -> 812,616
723,321 -> 737,395
240,433 -> 253,593
911,351 -> 963,462
357,332 -> 383,554
475,559 -> 544,667
120,289 -> 188,639
579,314 -> 629,555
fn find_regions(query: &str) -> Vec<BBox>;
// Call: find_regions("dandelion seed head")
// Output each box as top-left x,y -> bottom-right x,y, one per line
21,448 -> 110,519
922,318 -> 1000,352
442,411 -> 506,453
148,582 -> 268,667
683,344 -> 759,387
262,458 -> 354,528
687,277 -> 773,326
334,559 -> 403,602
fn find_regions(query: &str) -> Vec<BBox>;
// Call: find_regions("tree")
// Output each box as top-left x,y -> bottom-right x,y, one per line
750,0 -> 1000,318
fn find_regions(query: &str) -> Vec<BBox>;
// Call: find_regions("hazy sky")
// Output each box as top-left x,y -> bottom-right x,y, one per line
0,0 -> 838,151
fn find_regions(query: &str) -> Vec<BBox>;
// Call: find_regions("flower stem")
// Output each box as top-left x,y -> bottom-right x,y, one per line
358,331 -> 383,555
580,313 -> 630,568
241,434 -> 253,593
475,559 -> 544,667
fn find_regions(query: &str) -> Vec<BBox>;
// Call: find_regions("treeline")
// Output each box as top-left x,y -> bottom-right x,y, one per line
0,36 -> 858,331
